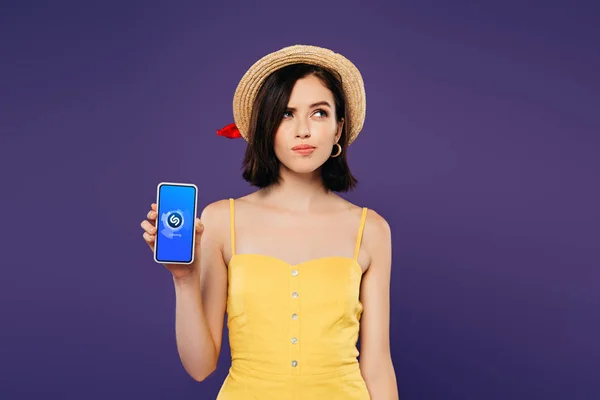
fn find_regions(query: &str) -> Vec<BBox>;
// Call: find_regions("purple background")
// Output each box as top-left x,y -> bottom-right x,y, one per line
2,1 -> 599,399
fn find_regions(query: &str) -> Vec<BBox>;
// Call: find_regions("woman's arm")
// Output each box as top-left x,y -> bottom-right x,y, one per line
358,210 -> 399,399
173,200 -> 229,382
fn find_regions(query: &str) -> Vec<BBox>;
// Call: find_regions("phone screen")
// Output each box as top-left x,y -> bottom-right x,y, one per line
154,182 -> 198,264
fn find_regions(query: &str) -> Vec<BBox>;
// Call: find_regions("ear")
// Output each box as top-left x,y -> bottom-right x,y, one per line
335,117 -> 344,143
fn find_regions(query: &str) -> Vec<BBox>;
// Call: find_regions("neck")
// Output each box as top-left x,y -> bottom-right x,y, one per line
259,166 -> 331,212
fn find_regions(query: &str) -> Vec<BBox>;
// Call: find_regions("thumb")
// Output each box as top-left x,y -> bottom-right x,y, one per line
195,218 -> 205,235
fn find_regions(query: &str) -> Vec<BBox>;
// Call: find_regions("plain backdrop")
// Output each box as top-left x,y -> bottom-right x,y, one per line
1,1 -> 598,399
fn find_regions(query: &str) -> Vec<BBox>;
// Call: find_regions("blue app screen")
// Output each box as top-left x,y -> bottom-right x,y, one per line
155,184 -> 197,263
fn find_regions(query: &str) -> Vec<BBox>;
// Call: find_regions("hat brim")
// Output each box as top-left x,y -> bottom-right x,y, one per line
232,44 -> 366,145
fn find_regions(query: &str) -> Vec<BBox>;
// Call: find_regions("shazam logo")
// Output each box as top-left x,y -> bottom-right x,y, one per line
161,209 -> 187,239
167,212 -> 183,229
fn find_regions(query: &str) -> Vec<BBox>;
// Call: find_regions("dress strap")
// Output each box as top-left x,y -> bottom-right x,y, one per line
353,207 -> 368,260
229,198 -> 236,255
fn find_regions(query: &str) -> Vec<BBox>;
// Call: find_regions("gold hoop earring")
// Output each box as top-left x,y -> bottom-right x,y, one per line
331,143 -> 342,158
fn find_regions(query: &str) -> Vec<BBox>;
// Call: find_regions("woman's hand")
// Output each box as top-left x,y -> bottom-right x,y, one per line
141,203 -> 205,280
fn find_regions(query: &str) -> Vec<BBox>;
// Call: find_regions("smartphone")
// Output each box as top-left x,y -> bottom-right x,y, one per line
153,182 -> 198,265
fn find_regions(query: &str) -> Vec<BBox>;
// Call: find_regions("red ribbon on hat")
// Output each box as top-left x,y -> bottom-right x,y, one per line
216,123 -> 242,139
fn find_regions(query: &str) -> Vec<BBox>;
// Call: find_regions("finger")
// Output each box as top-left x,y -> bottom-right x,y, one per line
147,209 -> 157,221
140,220 -> 157,235
151,203 -> 157,211
143,232 -> 155,249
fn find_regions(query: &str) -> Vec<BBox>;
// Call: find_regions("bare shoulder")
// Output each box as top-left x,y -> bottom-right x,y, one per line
332,196 -> 391,246
199,199 -> 232,246
200,198 -> 231,223
362,208 -> 392,266
364,208 -> 391,241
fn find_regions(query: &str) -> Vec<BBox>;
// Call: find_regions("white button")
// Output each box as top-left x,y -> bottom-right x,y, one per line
292,313 -> 298,320
292,292 -> 299,298
291,337 -> 298,344
292,360 -> 298,367
291,269 -> 298,276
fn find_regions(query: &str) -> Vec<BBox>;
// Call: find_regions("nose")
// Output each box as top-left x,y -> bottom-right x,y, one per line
296,119 -> 311,139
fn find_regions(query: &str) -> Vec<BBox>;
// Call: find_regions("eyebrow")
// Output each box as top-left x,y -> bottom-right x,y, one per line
286,101 -> 332,111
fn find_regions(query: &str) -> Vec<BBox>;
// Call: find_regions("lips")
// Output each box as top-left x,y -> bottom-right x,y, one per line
292,144 -> 315,155
292,145 -> 315,150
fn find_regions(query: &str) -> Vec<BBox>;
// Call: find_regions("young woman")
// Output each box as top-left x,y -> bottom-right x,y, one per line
140,45 -> 398,399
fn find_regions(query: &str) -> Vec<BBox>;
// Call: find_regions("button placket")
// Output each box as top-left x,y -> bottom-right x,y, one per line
290,266 -> 301,374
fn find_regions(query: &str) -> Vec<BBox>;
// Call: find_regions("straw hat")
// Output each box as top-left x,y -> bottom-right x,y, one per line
218,44 -> 366,145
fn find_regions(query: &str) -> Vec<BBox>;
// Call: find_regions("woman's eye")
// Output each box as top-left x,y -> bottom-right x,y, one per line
283,109 -> 327,118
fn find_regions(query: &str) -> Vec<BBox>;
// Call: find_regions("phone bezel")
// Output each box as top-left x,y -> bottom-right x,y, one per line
153,181 -> 198,265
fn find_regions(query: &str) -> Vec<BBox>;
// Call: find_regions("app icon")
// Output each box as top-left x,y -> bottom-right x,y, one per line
166,211 -> 184,229
161,209 -> 186,239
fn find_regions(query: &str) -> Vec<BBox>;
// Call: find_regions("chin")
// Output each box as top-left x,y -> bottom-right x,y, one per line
292,166 -> 320,175
282,160 -> 322,175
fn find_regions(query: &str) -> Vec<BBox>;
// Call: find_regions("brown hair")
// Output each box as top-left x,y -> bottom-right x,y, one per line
241,63 -> 358,192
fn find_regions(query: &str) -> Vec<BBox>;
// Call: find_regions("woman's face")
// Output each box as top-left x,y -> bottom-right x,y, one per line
274,74 -> 343,175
